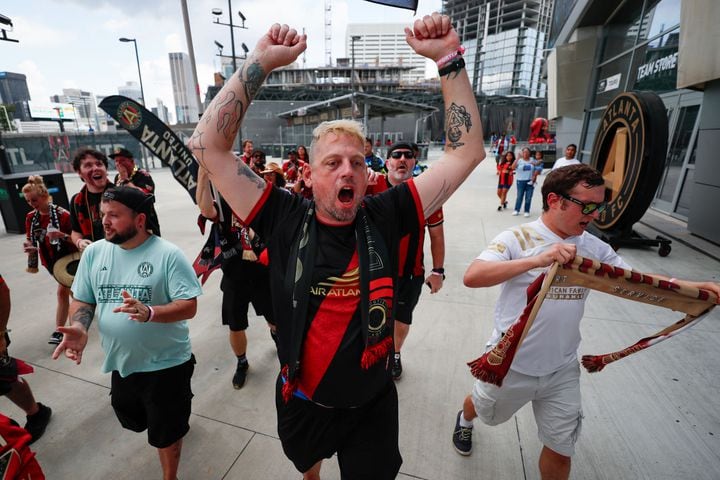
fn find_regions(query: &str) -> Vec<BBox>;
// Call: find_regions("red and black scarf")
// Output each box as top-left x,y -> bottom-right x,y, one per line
281,204 -> 394,402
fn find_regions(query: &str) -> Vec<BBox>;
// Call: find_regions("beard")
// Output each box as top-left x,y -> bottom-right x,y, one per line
106,224 -> 139,244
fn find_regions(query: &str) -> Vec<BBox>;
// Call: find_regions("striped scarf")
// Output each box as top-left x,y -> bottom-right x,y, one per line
281,204 -> 395,402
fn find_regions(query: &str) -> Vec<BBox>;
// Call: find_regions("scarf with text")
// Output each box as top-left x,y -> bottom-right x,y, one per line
281,203 -> 394,402
468,256 -> 717,386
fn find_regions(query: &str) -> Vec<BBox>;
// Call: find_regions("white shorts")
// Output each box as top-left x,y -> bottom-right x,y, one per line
470,360 -> 583,457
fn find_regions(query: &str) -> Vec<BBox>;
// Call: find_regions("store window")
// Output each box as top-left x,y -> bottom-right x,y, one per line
600,1 -> 645,62
630,29 -> 679,93
582,109 -> 605,155
640,0 -> 681,42
593,53 -> 632,108
656,105 -> 700,203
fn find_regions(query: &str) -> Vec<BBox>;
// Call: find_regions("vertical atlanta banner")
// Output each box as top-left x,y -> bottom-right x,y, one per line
99,95 -> 198,203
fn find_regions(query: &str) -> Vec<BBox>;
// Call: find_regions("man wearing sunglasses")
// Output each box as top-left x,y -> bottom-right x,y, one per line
452,164 -> 633,477
365,142 -> 446,380
453,163 -> 720,479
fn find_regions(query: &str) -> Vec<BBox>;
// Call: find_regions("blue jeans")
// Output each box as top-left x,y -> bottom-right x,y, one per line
514,180 -> 534,213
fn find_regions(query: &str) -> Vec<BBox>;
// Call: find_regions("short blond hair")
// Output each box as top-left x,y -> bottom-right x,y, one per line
309,120 -> 365,163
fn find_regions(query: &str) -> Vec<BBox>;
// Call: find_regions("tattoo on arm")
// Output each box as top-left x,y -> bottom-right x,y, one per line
242,61 -> 266,102
445,103 -> 473,150
187,131 -> 207,168
424,180 -> 453,217
73,305 -> 95,331
214,91 -> 245,142
237,159 -> 267,191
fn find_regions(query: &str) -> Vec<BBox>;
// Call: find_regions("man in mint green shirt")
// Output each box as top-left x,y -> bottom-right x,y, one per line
53,187 -> 202,480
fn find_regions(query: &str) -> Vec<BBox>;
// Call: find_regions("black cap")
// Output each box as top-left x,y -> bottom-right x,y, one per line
108,147 -> 133,159
386,142 -> 414,159
103,187 -> 155,214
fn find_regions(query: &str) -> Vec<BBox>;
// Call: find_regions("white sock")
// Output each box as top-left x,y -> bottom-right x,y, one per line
459,413 -> 473,428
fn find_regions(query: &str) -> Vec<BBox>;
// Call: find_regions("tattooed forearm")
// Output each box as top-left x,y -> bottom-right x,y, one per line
214,91 -> 245,141
445,102 -> 473,150
187,131 -> 207,167
242,61 -> 266,103
424,180 -> 453,217
237,159 -> 268,191
73,305 -> 95,331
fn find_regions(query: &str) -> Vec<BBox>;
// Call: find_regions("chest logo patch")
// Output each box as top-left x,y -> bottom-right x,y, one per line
137,262 -> 154,278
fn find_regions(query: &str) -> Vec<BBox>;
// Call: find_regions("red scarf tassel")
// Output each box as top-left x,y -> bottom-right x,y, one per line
361,336 -> 393,370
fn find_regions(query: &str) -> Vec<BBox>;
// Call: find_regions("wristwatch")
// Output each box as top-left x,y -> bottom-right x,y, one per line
431,267 -> 446,280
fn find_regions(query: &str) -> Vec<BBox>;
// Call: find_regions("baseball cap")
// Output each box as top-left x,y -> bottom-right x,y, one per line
102,187 -> 155,214
386,142 -> 415,159
108,147 -> 133,159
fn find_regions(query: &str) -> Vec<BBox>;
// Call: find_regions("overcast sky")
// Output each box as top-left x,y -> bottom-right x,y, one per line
1,0 -> 442,120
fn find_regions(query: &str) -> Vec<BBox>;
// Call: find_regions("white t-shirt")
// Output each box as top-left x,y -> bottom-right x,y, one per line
552,158 -> 581,170
477,218 -> 630,376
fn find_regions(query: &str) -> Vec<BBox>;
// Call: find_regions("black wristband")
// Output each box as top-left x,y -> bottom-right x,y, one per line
431,268 -> 446,280
438,56 -> 465,77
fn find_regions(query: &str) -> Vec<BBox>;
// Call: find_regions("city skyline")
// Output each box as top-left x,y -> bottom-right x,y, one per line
1,0 -> 441,122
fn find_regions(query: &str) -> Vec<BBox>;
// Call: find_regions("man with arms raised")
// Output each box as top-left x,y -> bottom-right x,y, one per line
189,14 -> 484,479
53,187 -> 201,480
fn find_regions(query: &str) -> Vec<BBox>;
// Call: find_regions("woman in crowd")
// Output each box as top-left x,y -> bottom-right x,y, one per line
296,144 -> 310,165
496,150 -> 515,211
22,175 -> 78,345
511,147 -> 537,217
261,162 -> 287,189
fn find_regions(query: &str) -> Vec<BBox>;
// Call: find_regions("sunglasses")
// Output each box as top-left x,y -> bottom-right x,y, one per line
560,193 -> 607,215
390,151 -> 415,159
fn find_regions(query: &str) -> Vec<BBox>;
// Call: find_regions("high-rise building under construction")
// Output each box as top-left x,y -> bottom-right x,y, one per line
443,0 -> 553,97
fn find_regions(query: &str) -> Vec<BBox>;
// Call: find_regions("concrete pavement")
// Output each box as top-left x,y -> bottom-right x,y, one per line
0,148 -> 718,479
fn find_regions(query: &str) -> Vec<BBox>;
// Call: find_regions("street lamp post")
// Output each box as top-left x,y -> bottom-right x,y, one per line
212,2 -> 248,148
350,35 -> 361,118
212,2 -> 248,75
119,37 -> 145,105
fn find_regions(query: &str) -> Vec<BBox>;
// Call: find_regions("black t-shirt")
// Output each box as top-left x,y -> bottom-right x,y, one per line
250,181 -> 423,407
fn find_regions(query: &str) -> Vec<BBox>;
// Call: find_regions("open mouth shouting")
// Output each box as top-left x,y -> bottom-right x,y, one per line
338,186 -> 355,205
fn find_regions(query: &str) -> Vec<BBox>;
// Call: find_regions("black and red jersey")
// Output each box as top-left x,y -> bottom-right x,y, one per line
249,182 -> 423,407
367,176 -> 443,277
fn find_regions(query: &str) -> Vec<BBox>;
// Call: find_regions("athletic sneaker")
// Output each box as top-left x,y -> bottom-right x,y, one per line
25,403 -> 52,444
524,212 -> 530,217
391,353 -> 402,380
452,410 -> 473,456
232,361 -> 249,389
511,211 -> 519,216
497,205 -> 502,211
48,331 -> 63,345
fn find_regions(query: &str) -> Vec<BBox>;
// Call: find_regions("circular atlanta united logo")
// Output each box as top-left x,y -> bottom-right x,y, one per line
137,262 -> 154,278
117,101 -> 142,131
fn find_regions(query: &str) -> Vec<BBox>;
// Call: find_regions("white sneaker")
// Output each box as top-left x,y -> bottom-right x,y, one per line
512,211 -> 519,216
524,212 -> 530,217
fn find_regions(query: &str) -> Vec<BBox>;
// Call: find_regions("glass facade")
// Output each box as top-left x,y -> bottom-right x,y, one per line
579,0 -> 692,219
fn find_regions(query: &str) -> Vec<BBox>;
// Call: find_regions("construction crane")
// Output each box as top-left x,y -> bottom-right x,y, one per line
325,0 -> 332,66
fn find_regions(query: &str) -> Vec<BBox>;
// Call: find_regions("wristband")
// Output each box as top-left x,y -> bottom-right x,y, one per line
436,46 -> 466,68
145,305 -> 155,323
431,268 -> 446,280
438,57 -> 465,78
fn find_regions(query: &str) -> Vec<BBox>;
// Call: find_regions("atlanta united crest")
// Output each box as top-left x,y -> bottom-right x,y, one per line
117,101 -> 142,131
